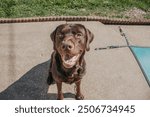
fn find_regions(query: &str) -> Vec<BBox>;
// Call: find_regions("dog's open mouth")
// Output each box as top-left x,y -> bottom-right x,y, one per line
61,54 -> 80,68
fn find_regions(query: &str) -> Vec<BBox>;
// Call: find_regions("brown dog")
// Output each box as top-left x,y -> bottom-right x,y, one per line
48,24 -> 94,100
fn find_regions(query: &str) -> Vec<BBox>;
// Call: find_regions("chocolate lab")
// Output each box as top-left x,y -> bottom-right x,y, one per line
48,23 -> 94,100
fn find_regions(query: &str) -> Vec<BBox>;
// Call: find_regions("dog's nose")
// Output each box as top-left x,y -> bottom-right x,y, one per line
61,40 -> 74,51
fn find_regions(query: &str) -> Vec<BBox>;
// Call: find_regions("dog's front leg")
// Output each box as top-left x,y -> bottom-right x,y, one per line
75,80 -> 84,100
56,82 -> 64,100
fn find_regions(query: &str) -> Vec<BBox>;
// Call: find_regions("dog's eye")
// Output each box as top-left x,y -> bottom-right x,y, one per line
57,33 -> 64,39
76,33 -> 83,38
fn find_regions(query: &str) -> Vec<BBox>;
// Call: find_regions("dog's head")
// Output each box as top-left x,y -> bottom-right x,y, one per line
51,24 -> 94,68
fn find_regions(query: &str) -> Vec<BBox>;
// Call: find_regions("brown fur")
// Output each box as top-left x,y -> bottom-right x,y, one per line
47,24 -> 94,100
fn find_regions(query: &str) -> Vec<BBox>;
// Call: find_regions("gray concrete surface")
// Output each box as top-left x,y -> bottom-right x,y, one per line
121,26 -> 150,46
0,21 -> 149,100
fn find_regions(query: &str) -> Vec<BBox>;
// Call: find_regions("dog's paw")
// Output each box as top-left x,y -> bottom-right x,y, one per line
75,94 -> 84,100
57,93 -> 64,100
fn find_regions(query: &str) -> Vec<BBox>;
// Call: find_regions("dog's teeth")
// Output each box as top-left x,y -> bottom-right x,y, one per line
63,54 -> 79,66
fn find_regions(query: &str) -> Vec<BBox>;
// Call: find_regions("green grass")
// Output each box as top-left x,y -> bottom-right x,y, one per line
0,0 -> 150,18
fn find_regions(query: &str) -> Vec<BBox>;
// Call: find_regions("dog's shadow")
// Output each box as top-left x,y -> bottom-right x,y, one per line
0,60 -> 75,100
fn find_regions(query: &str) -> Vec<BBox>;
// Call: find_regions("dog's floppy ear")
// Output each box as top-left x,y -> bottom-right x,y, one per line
85,28 -> 94,51
50,28 -> 57,50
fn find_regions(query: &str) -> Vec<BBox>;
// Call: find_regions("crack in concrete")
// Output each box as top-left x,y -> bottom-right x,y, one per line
8,24 -> 16,83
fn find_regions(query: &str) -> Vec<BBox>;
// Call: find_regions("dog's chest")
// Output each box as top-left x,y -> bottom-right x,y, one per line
58,65 -> 84,84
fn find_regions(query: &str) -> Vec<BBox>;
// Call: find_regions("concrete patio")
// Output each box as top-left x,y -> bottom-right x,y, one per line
0,21 -> 149,99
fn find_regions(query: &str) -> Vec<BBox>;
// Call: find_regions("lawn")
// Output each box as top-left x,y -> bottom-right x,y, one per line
0,0 -> 150,19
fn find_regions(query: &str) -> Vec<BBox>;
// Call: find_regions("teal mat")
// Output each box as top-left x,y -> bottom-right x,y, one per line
131,47 -> 150,85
